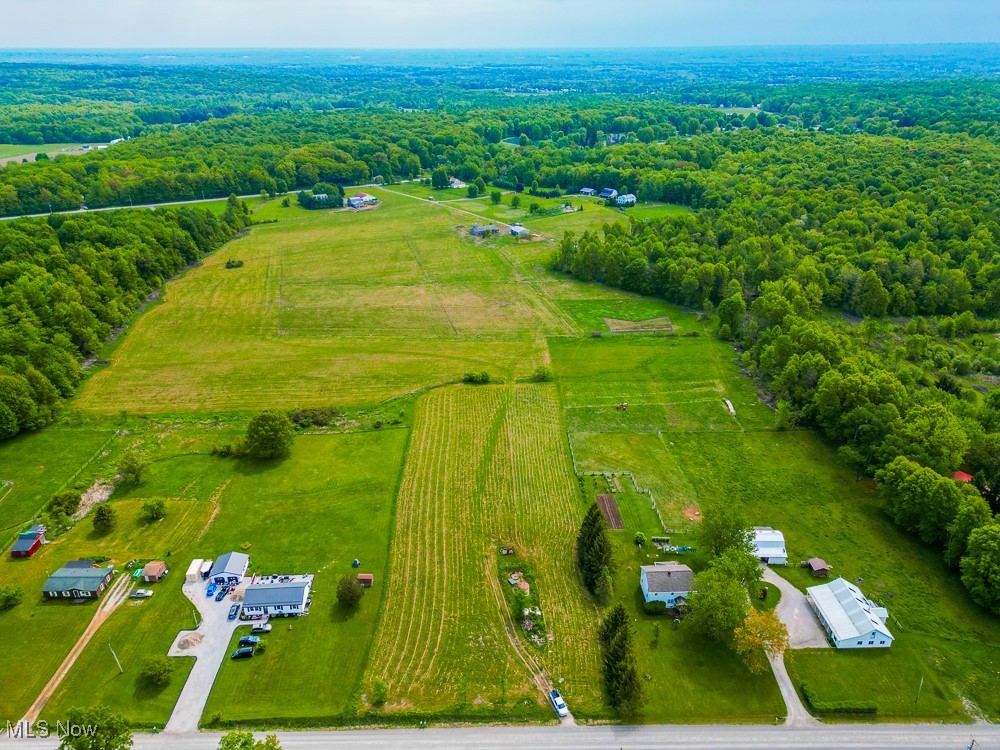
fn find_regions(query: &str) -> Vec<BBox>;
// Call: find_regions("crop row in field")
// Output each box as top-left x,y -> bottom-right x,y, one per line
364,384 -> 603,717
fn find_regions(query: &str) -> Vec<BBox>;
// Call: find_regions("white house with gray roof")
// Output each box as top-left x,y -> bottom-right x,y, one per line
807,577 -> 893,649
242,574 -> 313,617
639,561 -> 693,607
752,526 -> 788,565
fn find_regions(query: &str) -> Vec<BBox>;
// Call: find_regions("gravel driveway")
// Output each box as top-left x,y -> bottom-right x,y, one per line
762,567 -> 830,649
164,580 -> 245,733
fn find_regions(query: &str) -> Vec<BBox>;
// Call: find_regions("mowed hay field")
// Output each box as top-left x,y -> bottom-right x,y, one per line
76,190 -> 573,415
364,384 -> 603,718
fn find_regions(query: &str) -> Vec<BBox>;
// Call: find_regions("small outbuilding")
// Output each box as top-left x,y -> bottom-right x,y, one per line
580,188 -> 597,196
357,573 -> 374,588
805,557 -> 832,578
185,558 -> 204,583
141,561 -> 168,583
10,525 -> 46,559
953,471 -> 974,483
200,559 -> 213,579
510,226 -> 531,238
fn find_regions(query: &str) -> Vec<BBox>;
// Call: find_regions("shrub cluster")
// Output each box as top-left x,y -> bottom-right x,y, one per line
801,684 -> 878,715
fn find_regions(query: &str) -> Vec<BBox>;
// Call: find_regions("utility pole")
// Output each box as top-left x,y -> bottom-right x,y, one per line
109,643 -> 123,674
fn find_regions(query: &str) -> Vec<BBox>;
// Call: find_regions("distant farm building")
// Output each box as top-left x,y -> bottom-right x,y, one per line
469,223 -> 499,237
510,225 -> 531,238
42,561 -> 115,599
243,574 -> 313,617
347,196 -> 365,209
752,527 -> 788,565
580,188 -> 597,196
807,577 -> 893,649
639,561 -> 693,607
357,573 -> 374,588
354,192 -> 378,205
210,552 -> 249,584
598,188 -> 618,200
953,471 -> 974,483
10,525 -> 46,559
616,193 -> 637,206
141,560 -> 168,582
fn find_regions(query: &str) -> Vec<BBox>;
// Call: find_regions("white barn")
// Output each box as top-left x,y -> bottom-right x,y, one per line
752,527 -> 787,565
639,561 -> 693,607
242,575 -> 313,617
807,577 -> 893,649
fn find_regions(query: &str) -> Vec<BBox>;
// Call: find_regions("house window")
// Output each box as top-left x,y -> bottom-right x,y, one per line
857,641 -> 862,645
868,641 -> 874,645
879,641 -> 886,645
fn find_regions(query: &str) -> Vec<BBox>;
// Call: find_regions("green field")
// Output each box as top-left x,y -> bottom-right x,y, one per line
8,180 -> 997,728
363,384 -> 603,718
0,143 -> 95,159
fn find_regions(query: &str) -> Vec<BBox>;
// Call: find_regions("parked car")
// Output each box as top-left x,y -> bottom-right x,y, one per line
228,604 -> 240,621
238,635 -> 260,647
130,589 -> 153,599
206,583 -> 217,597
215,587 -> 228,602
231,647 -> 254,660
549,689 -> 569,718
251,623 -> 272,634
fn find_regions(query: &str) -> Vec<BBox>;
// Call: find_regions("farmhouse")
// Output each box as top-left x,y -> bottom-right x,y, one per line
752,527 -> 788,565
141,560 -> 168,582
598,188 -> 618,200
616,193 -> 637,206
242,574 -> 313,617
354,192 -> 378,205
469,223 -> 499,237
42,561 -> 115,599
639,561 -> 693,607
510,225 -> 531,238
347,196 -> 365,209
10,525 -> 46,559
808,577 -> 893,649
210,551 -> 249,584
580,188 -> 597,196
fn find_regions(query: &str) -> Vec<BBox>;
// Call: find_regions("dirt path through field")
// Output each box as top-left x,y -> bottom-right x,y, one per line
20,572 -> 133,724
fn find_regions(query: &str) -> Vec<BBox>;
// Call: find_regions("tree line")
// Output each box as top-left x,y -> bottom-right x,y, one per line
0,197 -> 250,440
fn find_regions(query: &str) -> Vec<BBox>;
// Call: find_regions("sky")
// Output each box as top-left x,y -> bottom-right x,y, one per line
3,0 -> 998,48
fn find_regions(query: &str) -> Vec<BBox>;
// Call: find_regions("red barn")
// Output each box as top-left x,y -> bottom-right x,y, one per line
357,573 -> 373,589
10,525 -> 46,559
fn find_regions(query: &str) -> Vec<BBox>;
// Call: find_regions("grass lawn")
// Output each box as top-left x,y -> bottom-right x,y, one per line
76,189 -> 564,415
0,143 -> 96,159
0,426 -> 115,534
202,429 -> 408,725
364,384 -> 602,719
0,499 -> 212,724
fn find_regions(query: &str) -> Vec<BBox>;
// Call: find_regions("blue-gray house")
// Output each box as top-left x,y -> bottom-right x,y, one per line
639,561 -> 693,607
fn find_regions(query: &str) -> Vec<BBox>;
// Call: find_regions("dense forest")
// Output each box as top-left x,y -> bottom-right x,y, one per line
0,198 -> 249,439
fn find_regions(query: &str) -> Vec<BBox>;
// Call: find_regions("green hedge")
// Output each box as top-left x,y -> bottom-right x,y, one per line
801,684 -> 878,715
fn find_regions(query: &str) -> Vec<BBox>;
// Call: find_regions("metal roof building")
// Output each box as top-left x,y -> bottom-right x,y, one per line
752,526 -> 788,565
210,552 -> 249,582
807,577 -> 893,649
242,575 -> 313,616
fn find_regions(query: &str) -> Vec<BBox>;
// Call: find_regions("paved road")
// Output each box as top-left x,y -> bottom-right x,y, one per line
2,724 -> 996,749
0,194 -> 263,222
762,567 -> 829,649
164,580 -> 244,733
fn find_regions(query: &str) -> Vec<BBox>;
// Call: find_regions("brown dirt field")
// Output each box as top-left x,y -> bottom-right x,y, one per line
596,494 -> 624,530
604,316 -> 674,333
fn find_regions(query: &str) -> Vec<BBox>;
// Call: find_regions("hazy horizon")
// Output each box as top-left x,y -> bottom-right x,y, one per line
2,0 -> 997,49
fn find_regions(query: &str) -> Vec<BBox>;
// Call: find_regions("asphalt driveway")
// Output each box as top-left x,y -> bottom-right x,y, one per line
762,567 -> 830,649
